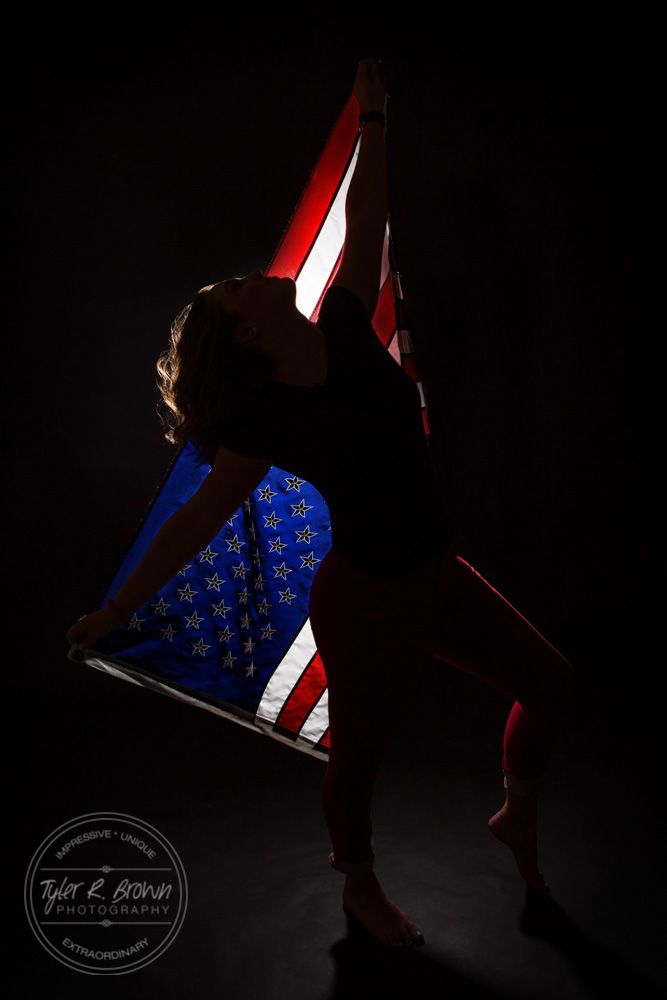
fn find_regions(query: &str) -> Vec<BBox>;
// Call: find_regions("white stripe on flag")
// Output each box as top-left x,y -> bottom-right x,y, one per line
298,686 -> 330,745
388,331 -> 400,365
255,616 -> 319,725
295,134 -> 392,321
296,141 -> 359,317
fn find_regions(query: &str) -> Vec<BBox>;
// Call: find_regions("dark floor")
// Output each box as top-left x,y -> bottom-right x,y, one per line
8,621 -> 664,999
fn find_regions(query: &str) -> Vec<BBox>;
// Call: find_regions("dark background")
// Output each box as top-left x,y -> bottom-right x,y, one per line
7,12 -> 661,999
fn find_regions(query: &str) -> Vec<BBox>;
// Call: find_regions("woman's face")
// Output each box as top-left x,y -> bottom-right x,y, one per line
199,269 -> 296,335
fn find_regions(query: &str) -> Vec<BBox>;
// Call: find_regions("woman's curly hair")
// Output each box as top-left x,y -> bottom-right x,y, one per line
155,289 -> 275,467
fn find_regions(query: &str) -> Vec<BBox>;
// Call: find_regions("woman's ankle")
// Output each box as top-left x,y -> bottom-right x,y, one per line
503,770 -> 540,797
344,869 -> 377,890
328,849 -> 375,874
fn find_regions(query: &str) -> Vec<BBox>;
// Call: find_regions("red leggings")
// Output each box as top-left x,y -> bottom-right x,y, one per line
308,541 -> 575,864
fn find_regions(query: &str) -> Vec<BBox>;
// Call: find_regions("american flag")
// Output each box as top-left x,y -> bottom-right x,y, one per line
68,93 -> 434,762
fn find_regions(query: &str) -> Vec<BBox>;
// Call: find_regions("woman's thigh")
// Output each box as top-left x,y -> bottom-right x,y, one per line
310,546 -> 441,736
429,548 -> 575,712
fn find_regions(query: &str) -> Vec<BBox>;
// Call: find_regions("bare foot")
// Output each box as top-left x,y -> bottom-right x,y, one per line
487,792 -> 550,893
342,872 -> 422,947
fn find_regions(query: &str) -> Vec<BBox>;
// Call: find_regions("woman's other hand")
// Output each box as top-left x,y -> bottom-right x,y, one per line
353,56 -> 389,115
64,606 -> 123,650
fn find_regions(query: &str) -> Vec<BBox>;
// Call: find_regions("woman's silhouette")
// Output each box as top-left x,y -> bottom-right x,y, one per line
65,57 -> 575,949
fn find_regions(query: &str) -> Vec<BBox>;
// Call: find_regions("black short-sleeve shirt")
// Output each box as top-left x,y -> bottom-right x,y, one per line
215,283 -> 453,576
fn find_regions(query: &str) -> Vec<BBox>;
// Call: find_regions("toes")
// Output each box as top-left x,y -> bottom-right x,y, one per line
398,910 -> 418,943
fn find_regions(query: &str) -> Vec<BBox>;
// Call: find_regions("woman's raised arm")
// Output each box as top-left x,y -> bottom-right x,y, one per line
332,57 -> 389,321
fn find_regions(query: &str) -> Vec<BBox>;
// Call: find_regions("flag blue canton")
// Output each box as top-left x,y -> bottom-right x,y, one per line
94,442 -> 332,716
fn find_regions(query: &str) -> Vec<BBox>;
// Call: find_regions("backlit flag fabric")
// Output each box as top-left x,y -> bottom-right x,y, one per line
68,94 -> 434,762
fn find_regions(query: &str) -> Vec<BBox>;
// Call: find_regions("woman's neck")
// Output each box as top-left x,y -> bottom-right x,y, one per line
269,315 -> 327,387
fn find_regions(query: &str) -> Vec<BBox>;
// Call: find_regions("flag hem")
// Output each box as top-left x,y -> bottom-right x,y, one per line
66,645 -> 330,763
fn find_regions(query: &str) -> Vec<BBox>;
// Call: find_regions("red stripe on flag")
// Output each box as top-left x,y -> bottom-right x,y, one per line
265,95 -> 359,281
275,651 -> 329,734
312,245 -> 345,321
373,275 -> 397,348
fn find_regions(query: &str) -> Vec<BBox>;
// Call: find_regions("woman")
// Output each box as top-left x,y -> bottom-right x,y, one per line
65,58 -> 575,949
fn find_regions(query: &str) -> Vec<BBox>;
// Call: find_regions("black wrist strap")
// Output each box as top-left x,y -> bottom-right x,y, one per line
359,110 -> 386,131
